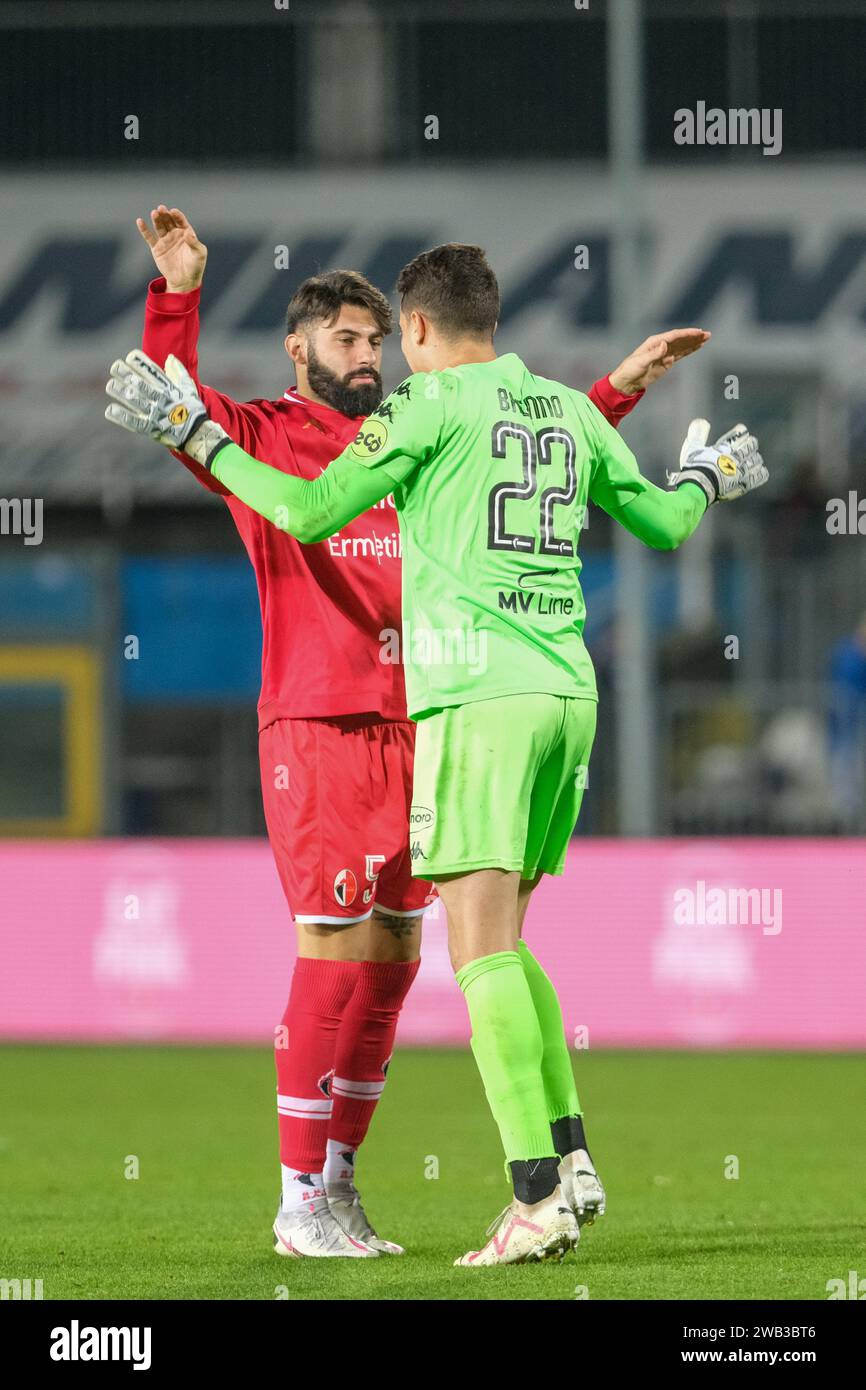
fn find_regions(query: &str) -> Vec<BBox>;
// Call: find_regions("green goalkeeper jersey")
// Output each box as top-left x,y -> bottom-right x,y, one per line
349,353 -> 646,717
209,352 -> 707,720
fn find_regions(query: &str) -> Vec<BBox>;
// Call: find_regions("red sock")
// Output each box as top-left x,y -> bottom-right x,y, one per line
327,959 -> 421,1150
275,957 -> 360,1173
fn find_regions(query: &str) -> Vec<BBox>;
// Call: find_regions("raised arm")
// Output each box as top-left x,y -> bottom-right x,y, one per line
601,476 -> 708,551
588,411 -> 767,550
138,205 -> 207,379
137,205 -> 264,494
587,328 -> 711,429
104,350 -> 402,539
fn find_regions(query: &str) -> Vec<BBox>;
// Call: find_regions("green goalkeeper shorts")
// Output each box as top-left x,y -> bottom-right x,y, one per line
409,693 -> 597,880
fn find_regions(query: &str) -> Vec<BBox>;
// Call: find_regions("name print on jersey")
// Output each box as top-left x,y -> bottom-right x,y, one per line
496,387 -> 564,420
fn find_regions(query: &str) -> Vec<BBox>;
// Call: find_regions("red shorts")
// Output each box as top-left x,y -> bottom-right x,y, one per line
259,714 -> 434,924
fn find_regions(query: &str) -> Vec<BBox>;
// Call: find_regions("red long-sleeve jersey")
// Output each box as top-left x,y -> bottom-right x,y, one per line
142,277 -> 642,729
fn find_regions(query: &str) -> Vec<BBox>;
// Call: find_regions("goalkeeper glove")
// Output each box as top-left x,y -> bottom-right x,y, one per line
104,349 -> 230,470
667,418 -> 768,505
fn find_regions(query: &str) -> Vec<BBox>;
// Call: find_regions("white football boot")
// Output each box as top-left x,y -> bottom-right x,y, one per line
272,1195 -> 380,1258
327,1182 -> 405,1255
454,1184 -> 579,1267
557,1148 -> 606,1228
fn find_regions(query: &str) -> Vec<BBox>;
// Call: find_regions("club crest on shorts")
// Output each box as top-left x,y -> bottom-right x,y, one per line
334,867 -> 357,907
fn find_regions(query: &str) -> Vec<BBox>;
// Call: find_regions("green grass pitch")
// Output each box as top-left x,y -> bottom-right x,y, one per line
1,1046 -> 863,1301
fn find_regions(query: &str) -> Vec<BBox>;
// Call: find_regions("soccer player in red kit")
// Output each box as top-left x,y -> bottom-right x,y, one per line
136,205 -> 708,1258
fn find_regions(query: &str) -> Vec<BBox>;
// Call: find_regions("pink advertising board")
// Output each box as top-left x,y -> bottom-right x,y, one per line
0,839 -> 863,1047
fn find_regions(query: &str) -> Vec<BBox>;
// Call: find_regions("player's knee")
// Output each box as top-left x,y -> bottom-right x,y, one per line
372,910 -> 421,960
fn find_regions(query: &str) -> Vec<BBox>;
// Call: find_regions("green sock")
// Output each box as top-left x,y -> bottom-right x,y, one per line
517,940 -> 581,1124
456,950 -> 557,1164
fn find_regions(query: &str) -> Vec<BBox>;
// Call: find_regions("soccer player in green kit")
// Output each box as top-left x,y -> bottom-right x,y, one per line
105,243 -> 767,1268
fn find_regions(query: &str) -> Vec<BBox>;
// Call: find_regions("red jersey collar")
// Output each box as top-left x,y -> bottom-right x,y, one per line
282,387 -> 364,429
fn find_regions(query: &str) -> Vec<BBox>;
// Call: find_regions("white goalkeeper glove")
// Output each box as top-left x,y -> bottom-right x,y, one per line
104,349 -> 230,470
667,418 -> 768,505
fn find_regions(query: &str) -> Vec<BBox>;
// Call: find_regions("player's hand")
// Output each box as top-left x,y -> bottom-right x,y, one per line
104,349 -> 229,470
136,205 -> 208,293
608,329 -> 710,394
667,418 -> 768,505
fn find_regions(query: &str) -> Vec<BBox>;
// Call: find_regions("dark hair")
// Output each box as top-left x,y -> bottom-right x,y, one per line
396,243 -> 500,338
285,269 -> 392,337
